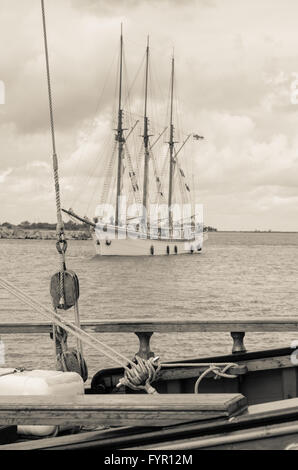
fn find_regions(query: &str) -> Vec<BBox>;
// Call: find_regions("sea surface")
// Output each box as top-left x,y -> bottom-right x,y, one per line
0,232 -> 298,379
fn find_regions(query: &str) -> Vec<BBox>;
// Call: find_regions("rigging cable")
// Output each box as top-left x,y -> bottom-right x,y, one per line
68,45 -> 119,210
41,0 -> 87,379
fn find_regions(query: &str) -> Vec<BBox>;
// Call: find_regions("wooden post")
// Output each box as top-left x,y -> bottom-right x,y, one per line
231,332 -> 246,354
135,332 -> 154,359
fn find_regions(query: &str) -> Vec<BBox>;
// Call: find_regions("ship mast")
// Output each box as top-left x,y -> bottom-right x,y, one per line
142,36 -> 150,231
168,55 -> 175,234
115,24 -> 125,229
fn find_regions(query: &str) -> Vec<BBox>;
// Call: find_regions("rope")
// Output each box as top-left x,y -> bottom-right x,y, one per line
1,275 -> 239,393
124,143 -> 142,205
117,356 -> 161,394
41,0 -> 66,307
193,363 -> 237,393
41,0 -> 88,382
0,368 -> 25,378
0,278 -> 133,370
0,278 -> 161,393
160,362 -> 238,393
0,278 -> 164,393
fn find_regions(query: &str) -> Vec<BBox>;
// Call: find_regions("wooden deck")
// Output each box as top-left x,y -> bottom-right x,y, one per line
0,393 -> 247,427
2,397 -> 298,450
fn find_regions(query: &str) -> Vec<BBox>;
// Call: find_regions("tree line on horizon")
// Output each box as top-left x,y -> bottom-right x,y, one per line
0,220 -> 90,231
0,221 -> 218,232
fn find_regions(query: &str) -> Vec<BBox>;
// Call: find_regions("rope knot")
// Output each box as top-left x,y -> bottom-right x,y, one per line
194,363 -> 238,393
117,356 -> 161,394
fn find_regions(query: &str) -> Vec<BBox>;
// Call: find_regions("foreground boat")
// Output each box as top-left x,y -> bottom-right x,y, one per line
1,318 -> 298,450
1,1 -> 298,452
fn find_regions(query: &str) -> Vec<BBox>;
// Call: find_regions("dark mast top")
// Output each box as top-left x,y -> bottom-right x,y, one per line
168,56 -> 175,233
115,25 -> 125,228
142,36 -> 150,229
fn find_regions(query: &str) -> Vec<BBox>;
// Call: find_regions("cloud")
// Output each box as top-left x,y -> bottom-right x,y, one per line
0,0 -> 298,229
0,168 -> 12,183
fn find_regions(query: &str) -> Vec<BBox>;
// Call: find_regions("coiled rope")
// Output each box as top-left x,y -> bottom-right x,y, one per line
117,356 -> 161,394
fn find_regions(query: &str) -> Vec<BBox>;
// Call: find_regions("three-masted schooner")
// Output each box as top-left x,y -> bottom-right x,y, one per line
63,29 -> 205,256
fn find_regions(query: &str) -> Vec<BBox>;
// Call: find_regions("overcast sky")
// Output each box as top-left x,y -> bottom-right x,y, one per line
1,0 -> 298,230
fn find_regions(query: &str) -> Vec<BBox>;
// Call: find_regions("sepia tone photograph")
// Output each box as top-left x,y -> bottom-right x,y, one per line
0,0 -> 298,455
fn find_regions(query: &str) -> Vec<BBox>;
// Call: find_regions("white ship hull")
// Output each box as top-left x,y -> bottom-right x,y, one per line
93,232 -> 203,256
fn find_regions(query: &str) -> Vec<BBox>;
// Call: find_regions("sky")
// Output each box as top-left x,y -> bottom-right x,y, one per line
1,0 -> 298,230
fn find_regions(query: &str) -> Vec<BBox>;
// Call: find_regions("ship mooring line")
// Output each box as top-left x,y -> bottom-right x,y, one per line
0,278 -> 135,370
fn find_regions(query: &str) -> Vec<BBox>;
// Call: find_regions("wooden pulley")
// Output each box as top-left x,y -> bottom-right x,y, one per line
56,348 -> 88,382
50,269 -> 80,310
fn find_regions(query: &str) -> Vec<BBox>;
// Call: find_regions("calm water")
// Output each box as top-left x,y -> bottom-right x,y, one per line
1,232 -> 298,378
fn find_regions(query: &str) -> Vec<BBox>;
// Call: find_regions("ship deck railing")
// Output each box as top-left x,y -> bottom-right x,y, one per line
0,318 -> 298,358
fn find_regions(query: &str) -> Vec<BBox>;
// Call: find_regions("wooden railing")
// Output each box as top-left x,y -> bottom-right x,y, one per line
1,318 -> 297,359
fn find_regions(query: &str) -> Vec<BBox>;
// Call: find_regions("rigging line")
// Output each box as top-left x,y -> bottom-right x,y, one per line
85,163 -> 110,216
164,65 -> 172,137
126,119 -> 139,140
70,132 -> 114,210
123,55 -> 139,160
78,131 -> 114,198
0,278 -> 134,370
99,142 -> 118,206
81,147 -> 110,216
149,54 -> 167,124
149,148 -> 165,200
41,0 -> 63,232
126,51 -> 146,99
112,49 -> 121,131
0,279 -> 114,362
179,170 -> 191,204
136,141 -> 144,182
177,165 -> 187,205
125,109 -> 168,134
147,59 -> 160,137
68,45 -> 119,204
124,143 -> 142,205
41,0 -> 67,309
106,172 -> 117,207
130,128 -> 143,186
150,127 -> 168,150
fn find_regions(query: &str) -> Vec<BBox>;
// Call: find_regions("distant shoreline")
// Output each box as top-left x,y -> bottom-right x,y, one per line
0,228 -> 91,240
215,230 -> 298,234
0,228 -> 297,240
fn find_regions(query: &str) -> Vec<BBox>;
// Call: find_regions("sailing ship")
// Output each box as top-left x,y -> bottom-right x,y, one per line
63,30 -> 205,256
